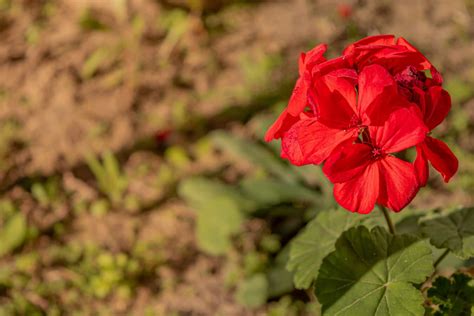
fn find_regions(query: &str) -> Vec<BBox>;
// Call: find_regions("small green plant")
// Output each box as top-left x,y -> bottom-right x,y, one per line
86,252 -> 138,299
158,9 -> 190,63
79,9 -> 108,31
0,212 -> 27,257
81,44 -> 123,80
0,200 -> 27,258
31,177 -> 62,207
85,151 -> 128,205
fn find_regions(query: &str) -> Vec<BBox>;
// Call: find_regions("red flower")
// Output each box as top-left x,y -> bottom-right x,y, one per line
265,35 -> 438,145
264,35 -> 458,213
337,4 -> 352,19
323,107 -> 428,213
280,64 -> 406,166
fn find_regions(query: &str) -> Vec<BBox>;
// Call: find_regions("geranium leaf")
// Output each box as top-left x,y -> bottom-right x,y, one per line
315,226 -> 433,316
286,210 -> 362,289
420,207 -> 474,259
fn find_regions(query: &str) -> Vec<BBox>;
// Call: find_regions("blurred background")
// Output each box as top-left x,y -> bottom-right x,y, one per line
0,0 -> 473,315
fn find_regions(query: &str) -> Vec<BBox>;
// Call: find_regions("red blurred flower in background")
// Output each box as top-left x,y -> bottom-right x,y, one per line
337,4 -> 353,20
265,34 -> 458,214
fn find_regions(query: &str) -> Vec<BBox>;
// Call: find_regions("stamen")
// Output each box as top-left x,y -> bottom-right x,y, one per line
371,147 -> 385,160
349,114 -> 362,128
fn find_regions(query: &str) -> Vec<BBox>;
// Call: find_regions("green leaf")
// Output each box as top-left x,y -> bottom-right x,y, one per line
193,199 -> 241,255
235,273 -> 269,308
211,131 -> 298,184
420,207 -> 474,259
266,245 -> 295,298
0,213 -> 27,257
179,177 -> 257,213
394,213 -> 425,236
178,177 -> 245,255
315,226 -> 433,316
286,210 -> 362,289
239,178 -> 320,207
427,273 -> 474,316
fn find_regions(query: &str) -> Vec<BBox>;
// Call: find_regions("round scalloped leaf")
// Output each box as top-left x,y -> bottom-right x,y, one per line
315,226 -> 433,316
286,210 -> 362,289
420,207 -> 474,259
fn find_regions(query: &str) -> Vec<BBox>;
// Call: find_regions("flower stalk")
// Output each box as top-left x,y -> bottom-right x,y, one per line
379,205 -> 396,234
433,249 -> 450,270
422,249 -> 451,293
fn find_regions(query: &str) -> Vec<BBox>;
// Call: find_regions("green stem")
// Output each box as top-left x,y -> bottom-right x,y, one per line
379,205 -> 396,234
305,288 -> 317,303
433,249 -> 450,270
422,249 -> 451,293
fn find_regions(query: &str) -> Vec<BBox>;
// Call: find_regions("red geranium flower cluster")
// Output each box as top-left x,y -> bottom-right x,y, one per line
265,35 -> 458,214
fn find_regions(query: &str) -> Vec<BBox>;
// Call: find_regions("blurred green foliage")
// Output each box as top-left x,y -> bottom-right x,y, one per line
0,211 -> 27,257
79,9 -> 108,31
86,151 -> 128,205
179,177 -> 245,255
427,273 -> 474,315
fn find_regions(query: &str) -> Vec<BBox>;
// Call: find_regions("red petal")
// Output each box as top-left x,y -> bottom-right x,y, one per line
287,77 -> 308,116
353,46 -> 428,74
315,72 -> 358,128
333,163 -> 380,214
414,86 -> 426,112
298,53 -> 306,77
357,64 -> 398,124
281,118 -> 357,165
323,143 -> 372,183
429,66 -> 443,85
264,109 -> 300,141
414,145 -> 429,187
369,106 -> 427,153
423,137 -> 459,182
374,51 -> 427,72
302,44 -> 327,70
313,55 -> 352,77
343,34 -> 396,55
328,68 -> 358,82
343,36 -> 430,74
423,87 -> 451,131
396,37 -> 432,69
377,156 -> 420,212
